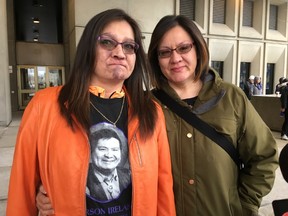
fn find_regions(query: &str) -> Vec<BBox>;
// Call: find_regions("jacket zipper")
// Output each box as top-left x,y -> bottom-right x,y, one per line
131,133 -> 143,167
129,129 -> 143,215
124,89 -> 139,216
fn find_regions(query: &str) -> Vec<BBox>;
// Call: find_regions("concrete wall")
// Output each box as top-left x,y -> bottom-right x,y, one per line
6,0 -> 17,113
16,42 -> 64,66
66,0 -> 175,69
3,0 -> 288,129
251,95 -> 284,132
0,0 -> 11,126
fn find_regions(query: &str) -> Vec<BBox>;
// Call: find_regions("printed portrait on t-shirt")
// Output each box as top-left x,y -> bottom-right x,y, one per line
86,122 -> 132,216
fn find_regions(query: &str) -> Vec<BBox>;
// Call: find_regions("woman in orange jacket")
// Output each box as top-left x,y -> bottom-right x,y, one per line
6,9 -> 176,216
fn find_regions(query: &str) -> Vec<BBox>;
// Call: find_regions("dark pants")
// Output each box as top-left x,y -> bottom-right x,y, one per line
281,109 -> 288,136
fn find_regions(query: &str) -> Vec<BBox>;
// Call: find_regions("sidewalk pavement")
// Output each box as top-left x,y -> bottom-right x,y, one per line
0,111 -> 288,216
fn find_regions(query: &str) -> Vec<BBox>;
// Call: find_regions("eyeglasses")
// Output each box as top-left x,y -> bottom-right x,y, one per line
97,35 -> 139,54
158,43 -> 194,58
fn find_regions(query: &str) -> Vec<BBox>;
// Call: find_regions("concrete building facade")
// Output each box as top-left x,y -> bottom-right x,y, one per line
1,0 -> 288,126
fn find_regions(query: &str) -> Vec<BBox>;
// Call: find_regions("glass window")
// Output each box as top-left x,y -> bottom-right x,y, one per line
240,62 -> 251,90
180,0 -> 195,20
21,93 -> 35,107
269,5 -> 278,30
243,0 -> 253,27
37,66 -> 46,89
48,67 -> 63,87
20,67 -> 35,90
266,63 -> 275,94
14,0 -> 63,43
17,65 -> 64,109
211,61 -> 224,78
213,0 -> 226,24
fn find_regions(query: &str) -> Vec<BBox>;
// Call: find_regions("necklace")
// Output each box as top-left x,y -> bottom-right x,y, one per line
90,96 -> 125,127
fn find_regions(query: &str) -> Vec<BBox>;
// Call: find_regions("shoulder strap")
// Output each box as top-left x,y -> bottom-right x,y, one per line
153,89 -> 242,168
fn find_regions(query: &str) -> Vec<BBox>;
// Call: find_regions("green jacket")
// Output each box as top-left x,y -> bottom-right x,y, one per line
156,69 -> 278,216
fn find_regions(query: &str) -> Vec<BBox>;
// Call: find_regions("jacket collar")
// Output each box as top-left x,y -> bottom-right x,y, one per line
195,69 -> 226,114
159,68 -> 226,115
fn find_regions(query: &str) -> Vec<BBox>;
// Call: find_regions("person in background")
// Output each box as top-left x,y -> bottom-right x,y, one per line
253,76 -> 262,95
276,77 -> 285,93
244,75 -> 255,100
280,84 -> 288,140
148,14 -> 278,216
7,9 -> 175,216
275,77 -> 286,94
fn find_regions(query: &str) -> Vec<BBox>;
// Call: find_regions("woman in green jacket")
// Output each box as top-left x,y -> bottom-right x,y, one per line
148,15 -> 278,216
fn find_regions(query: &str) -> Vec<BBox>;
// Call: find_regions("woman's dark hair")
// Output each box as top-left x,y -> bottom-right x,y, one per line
58,8 -> 156,138
148,15 -> 210,88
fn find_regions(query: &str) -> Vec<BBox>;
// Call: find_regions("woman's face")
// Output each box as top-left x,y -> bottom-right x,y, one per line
158,25 -> 197,87
92,137 -> 121,172
92,20 -> 137,88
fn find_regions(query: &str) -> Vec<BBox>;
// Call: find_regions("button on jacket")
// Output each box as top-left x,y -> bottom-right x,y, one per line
6,86 -> 176,216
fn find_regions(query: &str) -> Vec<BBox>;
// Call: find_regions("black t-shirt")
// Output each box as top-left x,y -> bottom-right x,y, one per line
183,96 -> 197,106
86,93 -> 131,216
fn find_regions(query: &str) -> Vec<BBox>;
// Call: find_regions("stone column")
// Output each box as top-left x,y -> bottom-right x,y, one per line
0,0 -> 12,126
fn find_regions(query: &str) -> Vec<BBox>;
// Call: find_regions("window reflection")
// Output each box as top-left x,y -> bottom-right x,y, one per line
49,68 -> 63,87
18,65 -> 64,109
38,66 -> 46,89
20,68 -> 35,89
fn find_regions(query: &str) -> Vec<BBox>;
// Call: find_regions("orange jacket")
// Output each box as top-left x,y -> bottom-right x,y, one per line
7,87 -> 176,216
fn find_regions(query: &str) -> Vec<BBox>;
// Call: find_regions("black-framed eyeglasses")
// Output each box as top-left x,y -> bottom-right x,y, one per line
158,43 -> 194,58
97,35 -> 139,54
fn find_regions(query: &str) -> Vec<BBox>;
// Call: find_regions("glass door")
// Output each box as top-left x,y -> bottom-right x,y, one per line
17,65 -> 65,109
18,66 -> 37,109
37,66 -> 47,89
48,66 -> 64,87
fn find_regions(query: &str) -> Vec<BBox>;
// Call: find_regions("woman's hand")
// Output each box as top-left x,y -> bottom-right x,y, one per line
36,185 -> 54,216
